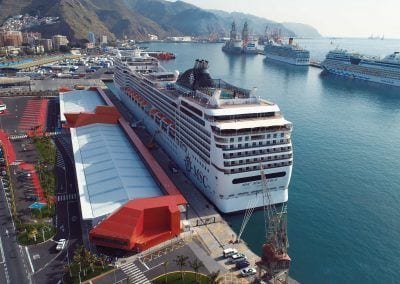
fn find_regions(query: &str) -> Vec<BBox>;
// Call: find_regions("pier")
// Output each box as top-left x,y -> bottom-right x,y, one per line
309,60 -> 322,68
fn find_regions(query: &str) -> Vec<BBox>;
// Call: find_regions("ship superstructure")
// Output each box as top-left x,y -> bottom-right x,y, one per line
222,21 -> 244,54
264,38 -> 310,66
322,50 -> 400,87
114,51 -> 293,213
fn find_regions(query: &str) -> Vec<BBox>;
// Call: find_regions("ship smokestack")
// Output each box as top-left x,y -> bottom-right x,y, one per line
194,59 -> 200,69
289,37 -> 293,45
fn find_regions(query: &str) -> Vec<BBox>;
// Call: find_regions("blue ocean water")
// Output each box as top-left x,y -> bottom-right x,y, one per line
141,39 -> 400,284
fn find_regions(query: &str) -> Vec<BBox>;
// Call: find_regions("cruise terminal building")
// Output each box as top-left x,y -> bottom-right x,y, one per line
59,87 -> 187,251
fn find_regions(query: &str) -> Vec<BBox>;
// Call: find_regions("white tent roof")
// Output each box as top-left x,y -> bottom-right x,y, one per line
59,90 -> 105,122
71,123 -> 162,220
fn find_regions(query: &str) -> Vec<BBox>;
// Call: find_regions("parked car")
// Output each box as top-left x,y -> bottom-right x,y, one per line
240,267 -> 257,277
236,260 -> 250,269
231,253 -> 247,263
223,248 -> 238,258
56,239 -> 67,251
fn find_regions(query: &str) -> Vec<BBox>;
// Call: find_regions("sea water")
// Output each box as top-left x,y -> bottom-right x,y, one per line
140,39 -> 400,284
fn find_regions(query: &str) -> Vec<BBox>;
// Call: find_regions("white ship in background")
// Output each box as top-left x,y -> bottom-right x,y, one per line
322,49 -> 400,87
264,37 -> 310,66
114,50 -> 293,213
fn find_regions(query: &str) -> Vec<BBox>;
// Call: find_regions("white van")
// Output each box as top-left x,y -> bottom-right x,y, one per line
223,248 -> 238,258
0,104 -> 6,113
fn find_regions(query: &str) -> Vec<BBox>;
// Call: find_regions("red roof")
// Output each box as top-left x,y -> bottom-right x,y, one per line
90,195 -> 183,251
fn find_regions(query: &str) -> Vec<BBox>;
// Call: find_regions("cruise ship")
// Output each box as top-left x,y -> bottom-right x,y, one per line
321,50 -> 400,87
113,49 -> 293,213
264,38 -> 310,66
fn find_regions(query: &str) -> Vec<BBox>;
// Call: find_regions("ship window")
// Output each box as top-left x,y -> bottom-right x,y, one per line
267,134 -> 271,138
238,137 -> 243,142
230,138 -> 234,142
181,101 -> 203,117
232,172 -> 286,184
245,136 -> 249,141
273,134 -> 277,138
281,133 -> 284,137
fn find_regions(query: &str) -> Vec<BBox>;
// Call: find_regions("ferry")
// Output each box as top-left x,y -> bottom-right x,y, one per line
264,38 -> 310,66
113,50 -> 293,213
321,49 -> 400,87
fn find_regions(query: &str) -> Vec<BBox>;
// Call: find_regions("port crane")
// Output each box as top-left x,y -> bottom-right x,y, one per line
256,164 -> 291,284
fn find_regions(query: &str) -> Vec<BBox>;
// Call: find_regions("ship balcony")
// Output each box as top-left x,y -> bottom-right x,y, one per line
212,125 -> 291,137
223,153 -> 293,167
221,160 -> 293,175
214,132 -> 290,144
222,145 -> 292,159
216,138 -> 291,151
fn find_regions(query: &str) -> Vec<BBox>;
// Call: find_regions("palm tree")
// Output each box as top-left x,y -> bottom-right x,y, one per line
174,254 -> 188,281
162,260 -> 169,283
73,245 -> 86,276
28,227 -> 38,242
189,259 -> 204,283
88,252 -> 97,273
209,270 -> 221,284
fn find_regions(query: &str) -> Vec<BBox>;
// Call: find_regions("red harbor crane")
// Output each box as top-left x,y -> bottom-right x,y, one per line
256,164 -> 291,284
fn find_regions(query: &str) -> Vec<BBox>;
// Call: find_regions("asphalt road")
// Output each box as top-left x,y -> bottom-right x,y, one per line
0,181 -> 32,284
32,135 -> 82,284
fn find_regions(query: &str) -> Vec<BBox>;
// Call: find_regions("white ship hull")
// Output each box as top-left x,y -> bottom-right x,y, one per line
265,53 -> 310,66
322,65 -> 400,87
113,83 -> 291,213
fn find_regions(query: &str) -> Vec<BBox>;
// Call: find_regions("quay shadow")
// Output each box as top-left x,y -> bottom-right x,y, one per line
319,72 -> 400,107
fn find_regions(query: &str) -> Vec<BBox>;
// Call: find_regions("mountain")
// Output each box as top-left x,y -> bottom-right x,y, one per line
210,10 -> 294,37
0,0 -> 321,41
282,22 -> 321,38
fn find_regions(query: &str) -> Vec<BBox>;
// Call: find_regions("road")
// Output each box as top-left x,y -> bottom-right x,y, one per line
31,134 -> 82,284
0,181 -> 32,284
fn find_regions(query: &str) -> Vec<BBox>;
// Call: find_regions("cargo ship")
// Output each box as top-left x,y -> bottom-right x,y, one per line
114,49 -> 293,213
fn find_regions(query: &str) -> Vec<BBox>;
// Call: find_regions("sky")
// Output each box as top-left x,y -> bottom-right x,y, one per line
174,0 -> 400,38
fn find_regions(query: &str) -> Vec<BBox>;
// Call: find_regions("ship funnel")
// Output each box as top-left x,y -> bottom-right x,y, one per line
289,37 -> 293,45
194,59 -> 200,69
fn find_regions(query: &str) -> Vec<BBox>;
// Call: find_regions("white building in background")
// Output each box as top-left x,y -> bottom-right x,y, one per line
101,35 -> 107,45
166,36 -> 192,42
148,34 -> 158,41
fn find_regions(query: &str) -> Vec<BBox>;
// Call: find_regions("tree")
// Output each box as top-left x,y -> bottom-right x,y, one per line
28,227 -> 38,242
189,259 -> 204,283
162,260 -> 169,283
174,255 -> 188,281
209,270 -> 221,284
